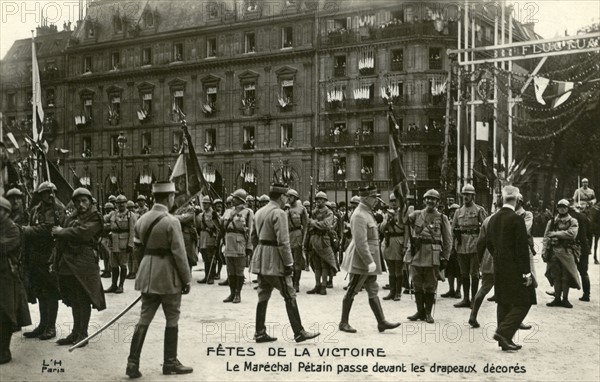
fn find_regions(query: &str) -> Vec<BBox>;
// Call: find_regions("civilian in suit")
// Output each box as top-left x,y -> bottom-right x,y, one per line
486,186 -> 536,351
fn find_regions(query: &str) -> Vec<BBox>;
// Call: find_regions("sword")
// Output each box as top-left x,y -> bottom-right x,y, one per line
68,295 -> 142,352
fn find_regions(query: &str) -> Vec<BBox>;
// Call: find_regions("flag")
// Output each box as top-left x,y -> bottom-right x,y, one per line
44,154 -> 74,206
388,111 -> 409,201
6,132 -> 19,149
32,37 -> 45,141
533,77 -> 549,105
552,81 -> 574,108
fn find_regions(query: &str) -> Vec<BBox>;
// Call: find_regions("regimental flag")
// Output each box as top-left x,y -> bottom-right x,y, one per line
32,37 -> 45,142
47,160 -> 74,206
388,110 -> 409,202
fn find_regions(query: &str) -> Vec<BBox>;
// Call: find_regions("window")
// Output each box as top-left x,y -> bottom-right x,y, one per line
331,121 -> 346,143
108,95 -> 120,125
245,32 -> 256,53
111,52 -> 120,70
205,129 -> 216,152
281,80 -> 293,104
82,137 -> 92,158
361,155 -> 374,180
391,49 -> 403,71
328,18 -> 348,33
246,0 -> 258,12
333,156 -> 346,180
141,132 -> 152,154
242,126 -> 255,149
204,86 -> 217,110
114,16 -> 123,33
83,98 -> 93,119
144,11 -> 154,27
429,47 -> 442,69
172,131 -> 183,153
142,47 -> 152,66
241,82 -> 256,113
173,43 -> 183,61
83,56 -> 92,73
46,89 -> 55,107
142,93 -> 153,114
87,25 -> 95,38
281,124 -> 293,147
206,37 -> 217,58
282,26 -> 293,48
334,55 -> 346,77
173,90 -> 184,114
7,93 -> 16,109
110,135 -> 119,156
360,120 -> 374,142
207,2 -> 219,19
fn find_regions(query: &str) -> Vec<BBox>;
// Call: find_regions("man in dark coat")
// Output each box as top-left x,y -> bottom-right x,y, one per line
569,202 -> 592,302
52,188 -> 106,347
0,196 -> 32,364
486,186 -> 536,351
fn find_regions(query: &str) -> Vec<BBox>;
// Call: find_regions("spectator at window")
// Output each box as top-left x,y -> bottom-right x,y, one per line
142,145 -> 151,154
282,138 -> 289,148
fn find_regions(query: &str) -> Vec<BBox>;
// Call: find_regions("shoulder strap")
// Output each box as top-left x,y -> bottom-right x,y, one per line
142,214 -> 167,247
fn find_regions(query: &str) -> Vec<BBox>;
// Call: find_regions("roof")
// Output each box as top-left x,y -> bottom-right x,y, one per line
3,30 -> 71,61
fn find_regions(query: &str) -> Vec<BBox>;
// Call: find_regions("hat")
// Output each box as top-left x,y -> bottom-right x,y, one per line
126,200 -> 136,208
315,191 -> 328,201
302,200 -> 310,207
108,195 -> 117,202
152,181 -> 176,194
461,184 -> 476,195
258,194 -> 270,202
136,195 -> 147,201
116,194 -> 128,203
201,195 -> 211,204
269,183 -> 289,194
389,193 -> 397,201
501,185 -> 520,200
226,196 -> 233,203
6,188 -> 23,197
423,189 -> 441,199
557,199 -> 570,207
72,187 -> 93,201
582,178 -> 589,183
350,195 -> 360,204
104,202 -> 115,210
213,198 -> 223,205
246,195 -> 255,202
231,189 -> 248,203
449,203 -> 460,210
37,181 -> 56,194
286,189 -> 300,199
358,186 -> 380,198
0,196 -> 11,212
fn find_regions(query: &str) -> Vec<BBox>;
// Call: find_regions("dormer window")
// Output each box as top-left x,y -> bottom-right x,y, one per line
246,0 -> 258,12
83,56 -> 92,74
144,11 -> 154,27
114,15 -> 123,33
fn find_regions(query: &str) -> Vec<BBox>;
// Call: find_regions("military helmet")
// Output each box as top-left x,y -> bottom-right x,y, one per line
315,191 -> 328,201
37,181 -> 57,194
0,196 -> 11,212
6,188 -> 23,198
92,197 -> 97,204
389,193 -> 397,201
246,195 -> 255,202
72,187 -> 93,201
116,194 -> 128,203
302,200 -> 310,207
449,203 -> 460,210
258,194 -> 269,203
126,200 -> 136,208
213,198 -> 223,205
202,195 -> 211,204
226,196 -> 233,204
286,189 -> 300,199
461,184 -> 476,195
104,202 -> 115,210
329,201 -> 337,208
350,195 -> 360,205
423,189 -> 441,200
136,195 -> 147,201
231,189 -> 248,203
108,195 -> 117,202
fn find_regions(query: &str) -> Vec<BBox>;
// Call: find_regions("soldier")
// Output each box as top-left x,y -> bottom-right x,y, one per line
286,189 -> 308,292
126,200 -> 137,213
250,183 -> 320,343
406,189 -> 452,324
572,178 -> 596,209
173,202 -> 199,272
469,215 -> 494,328
258,194 -> 269,209
212,199 -> 227,283
222,189 -> 254,304
126,202 -> 140,279
196,196 -> 222,284
126,181 -> 193,378
106,195 -> 136,294
0,196 -> 31,364
305,192 -> 338,295
543,199 -> 580,308
302,200 -> 311,218
339,186 -> 400,333
100,202 -> 115,278
569,202 -> 592,302
136,195 -> 149,216
441,203 -> 462,299
326,201 -> 342,288
380,193 -> 408,301
452,184 -> 487,308
22,181 -> 66,341
6,188 -> 28,225
246,195 -> 256,211
52,188 -> 106,347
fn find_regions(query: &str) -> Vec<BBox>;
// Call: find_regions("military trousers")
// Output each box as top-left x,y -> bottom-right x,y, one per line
344,274 -> 379,299
257,275 -> 297,303
138,293 -> 182,327
410,265 -> 438,294
458,252 -> 480,278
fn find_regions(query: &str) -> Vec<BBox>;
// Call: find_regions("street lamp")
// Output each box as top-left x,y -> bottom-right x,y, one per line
117,132 -> 127,194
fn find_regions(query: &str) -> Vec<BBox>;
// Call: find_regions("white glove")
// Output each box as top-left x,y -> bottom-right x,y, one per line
367,262 -> 376,273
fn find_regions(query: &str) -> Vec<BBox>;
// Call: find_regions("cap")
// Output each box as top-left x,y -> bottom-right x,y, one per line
557,199 -> 570,207
231,189 -> 248,203
6,188 -> 23,197
136,195 -> 147,201
501,185 -> 520,200
358,186 -> 380,198
423,189 -> 441,199
202,195 -> 211,204
0,196 -> 11,212
72,187 -> 93,200
350,195 -> 360,204
152,181 -> 176,194
116,194 -> 128,203
315,191 -> 328,200
258,194 -> 270,202
104,202 -> 115,210
461,184 -> 476,195
126,200 -> 136,208
286,189 -> 300,199
270,183 -> 288,194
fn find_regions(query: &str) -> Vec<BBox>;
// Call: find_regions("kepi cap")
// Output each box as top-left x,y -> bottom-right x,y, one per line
152,181 -> 176,194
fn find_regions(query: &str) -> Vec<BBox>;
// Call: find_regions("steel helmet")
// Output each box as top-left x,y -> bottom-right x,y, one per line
92,197 -> 97,204
0,196 -> 11,212
37,181 -> 56,194
136,195 -> 147,201
116,194 -> 128,203
108,195 -> 117,202
286,189 -> 300,199
315,191 -> 328,201
389,193 -> 397,201
104,202 -> 115,210
126,200 -> 136,208
258,194 -> 269,202
350,195 -> 360,204
302,200 -> 310,207
226,196 -> 233,204
201,195 -> 211,204
461,184 -> 476,195
72,187 -> 93,201
449,203 -> 460,210
213,198 -> 223,205
231,189 -> 248,203
246,195 -> 255,202
423,189 -> 441,200
6,188 -> 23,198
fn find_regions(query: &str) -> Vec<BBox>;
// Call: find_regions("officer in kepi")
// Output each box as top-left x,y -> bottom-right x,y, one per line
126,181 -> 192,378
250,183 -> 320,343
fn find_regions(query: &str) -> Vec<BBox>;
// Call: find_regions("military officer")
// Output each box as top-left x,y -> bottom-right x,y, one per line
6,188 -> 28,225
52,188 -> 106,347
258,194 -> 270,209
286,189 -> 308,292
126,181 -> 192,378
196,196 -> 222,284
406,189 -> 452,324
100,202 -> 115,278
22,181 -> 66,341
105,195 -> 136,293
222,189 -> 254,303
441,203 -> 462,299
0,196 -> 31,364
452,184 -> 487,308
305,192 -> 338,295
572,178 -> 596,209
339,186 -> 400,333
136,195 -> 149,216
380,193 -> 409,301
250,183 -> 320,343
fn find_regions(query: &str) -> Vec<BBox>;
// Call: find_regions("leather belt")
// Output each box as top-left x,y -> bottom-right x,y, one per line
259,240 -> 278,246
387,232 -> 404,237
144,248 -> 171,257
419,238 -> 442,245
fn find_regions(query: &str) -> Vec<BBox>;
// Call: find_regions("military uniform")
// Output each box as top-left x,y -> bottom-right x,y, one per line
380,206 -> 408,300
174,205 -> 199,269
305,193 -> 337,295
99,204 -> 114,278
287,191 -> 308,292
469,216 -> 495,328
107,205 -> 136,293
196,201 -> 222,284
572,185 -> 596,209
126,182 -> 192,378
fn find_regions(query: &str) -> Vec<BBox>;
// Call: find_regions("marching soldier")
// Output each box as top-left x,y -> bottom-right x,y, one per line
196,196 -> 222,284
222,189 -> 254,304
258,194 -> 270,209
305,192 -> 337,295
572,178 -> 596,209
22,181 -> 66,341
5,188 -> 28,225
380,193 -> 409,301
250,183 -> 320,343
406,189 -> 452,324
0,196 -> 31,364
52,188 -> 106,347
126,181 -> 193,378
286,189 -> 308,292
106,195 -> 136,294
452,184 -> 487,308
441,203 -> 462,299
136,195 -> 149,216
339,186 -> 400,333
100,202 -> 115,278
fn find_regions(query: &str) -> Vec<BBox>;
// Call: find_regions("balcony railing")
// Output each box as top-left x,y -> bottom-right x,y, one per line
334,67 -> 347,77
315,131 -> 443,148
399,131 -> 443,144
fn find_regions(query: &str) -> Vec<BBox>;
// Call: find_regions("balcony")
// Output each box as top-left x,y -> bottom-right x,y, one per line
399,131 -> 443,144
316,132 -> 387,148
333,67 -> 347,78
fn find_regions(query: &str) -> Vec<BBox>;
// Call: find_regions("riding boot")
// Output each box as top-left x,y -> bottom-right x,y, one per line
218,277 -> 229,286
580,273 -> 590,301
339,296 -> 357,333
57,306 -> 78,345
126,324 -> 148,378
223,276 -> 235,303
561,279 -> 572,308
254,300 -> 276,342
116,266 -> 127,293
292,271 -> 301,293
394,275 -> 403,301
233,276 -> 242,304
424,293 -> 435,324
470,277 -> 479,307
0,321 -> 13,364
307,270 -> 321,294
162,327 -> 193,375
24,301 -> 47,338
441,277 -> 455,297
382,275 -> 396,300
286,299 -> 319,342
469,286 -> 485,328
101,259 -> 111,278
407,292 -> 426,321
454,276 -> 471,307
547,282 -> 562,306
39,299 -> 57,340
105,268 -> 119,293
369,297 -> 400,332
